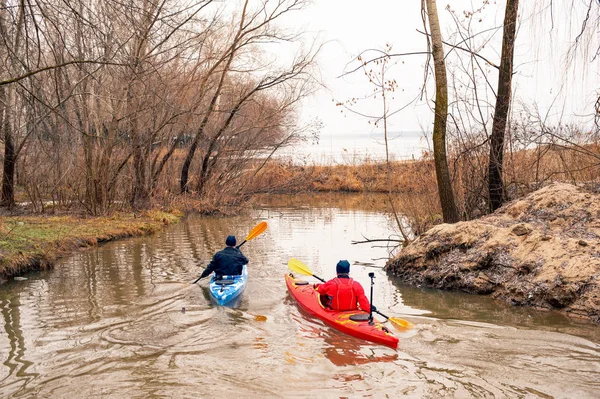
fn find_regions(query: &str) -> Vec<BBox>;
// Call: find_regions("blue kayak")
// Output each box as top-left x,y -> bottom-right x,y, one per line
208,264 -> 248,306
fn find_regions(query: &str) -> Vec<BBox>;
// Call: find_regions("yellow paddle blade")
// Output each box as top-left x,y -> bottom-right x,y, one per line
288,258 -> 313,276
388,317 -> 413,330
246,221 -> 268,241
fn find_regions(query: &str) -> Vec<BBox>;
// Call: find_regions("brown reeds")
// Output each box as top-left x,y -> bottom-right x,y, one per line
251,135 -> 600,234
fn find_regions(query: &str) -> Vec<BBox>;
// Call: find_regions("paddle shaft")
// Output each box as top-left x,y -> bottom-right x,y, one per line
191,266 -> 206,284
373,309 -> 392,321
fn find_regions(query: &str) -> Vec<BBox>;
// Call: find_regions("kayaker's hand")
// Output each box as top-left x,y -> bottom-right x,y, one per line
199,271 -> 208,280
370,305 -> 377,312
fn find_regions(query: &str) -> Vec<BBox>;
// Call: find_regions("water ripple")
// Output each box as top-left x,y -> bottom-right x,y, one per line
1,200 -> 599,398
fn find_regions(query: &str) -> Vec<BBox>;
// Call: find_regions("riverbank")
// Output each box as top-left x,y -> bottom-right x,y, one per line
385,183 -> 600,323
0,210 -> 182,282
252,159 -> 436,194
253,146 -> 599,234
3,194 -> 599,398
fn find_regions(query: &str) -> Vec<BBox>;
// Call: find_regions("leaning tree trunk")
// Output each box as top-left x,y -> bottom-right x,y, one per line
488,0 -> 519,212
128,82 -> 149,209
180,0 -> 250,194
424,0 -> 460,223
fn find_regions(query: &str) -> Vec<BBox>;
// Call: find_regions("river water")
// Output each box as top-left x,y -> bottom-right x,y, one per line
1,193 -> 599,398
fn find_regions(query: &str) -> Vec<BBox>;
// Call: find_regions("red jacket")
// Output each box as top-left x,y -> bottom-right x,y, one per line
316,275 -> 370,311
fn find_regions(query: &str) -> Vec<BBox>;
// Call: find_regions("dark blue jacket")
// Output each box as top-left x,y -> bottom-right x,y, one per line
200,246 -> 248,279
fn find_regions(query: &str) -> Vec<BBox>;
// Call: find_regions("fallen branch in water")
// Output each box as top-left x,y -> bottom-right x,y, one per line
352,238 -> 404,245
359,263 -> 386,268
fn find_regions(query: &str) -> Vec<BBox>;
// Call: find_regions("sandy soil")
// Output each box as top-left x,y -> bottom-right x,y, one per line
386,183 -> 600,323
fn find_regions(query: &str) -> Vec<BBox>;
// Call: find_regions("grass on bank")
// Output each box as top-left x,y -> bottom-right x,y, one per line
0,210 -> 182,280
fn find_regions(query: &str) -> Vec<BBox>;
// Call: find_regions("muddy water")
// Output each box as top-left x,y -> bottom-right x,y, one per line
1,193 -> 599,398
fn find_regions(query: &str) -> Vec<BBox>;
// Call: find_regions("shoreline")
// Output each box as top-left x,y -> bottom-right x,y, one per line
2,184 -> 598,326
385,183 -> 600,324
0,210 -> 182,283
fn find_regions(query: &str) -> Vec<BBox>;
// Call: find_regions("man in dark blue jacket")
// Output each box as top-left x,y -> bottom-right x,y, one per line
199,235 -> 248,279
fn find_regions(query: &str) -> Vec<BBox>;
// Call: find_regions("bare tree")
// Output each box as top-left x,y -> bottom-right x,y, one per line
196,51 -> 316,197
0,0 -> 25,207
179,1 -> 248,194
423,0 -> 460,223
488,0 -> 519,212
0,0 -> 315,213
179,0 -> 312,194
0,0 -> 50,208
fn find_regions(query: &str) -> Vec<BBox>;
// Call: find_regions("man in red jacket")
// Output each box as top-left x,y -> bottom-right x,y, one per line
316,260 -> 374,312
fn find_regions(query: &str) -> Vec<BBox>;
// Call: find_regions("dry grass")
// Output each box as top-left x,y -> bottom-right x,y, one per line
252,143 -> 600,234
252,159 -> 437,194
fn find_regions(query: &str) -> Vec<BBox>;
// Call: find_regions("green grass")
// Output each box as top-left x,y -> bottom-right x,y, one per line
0,210 -> 182,280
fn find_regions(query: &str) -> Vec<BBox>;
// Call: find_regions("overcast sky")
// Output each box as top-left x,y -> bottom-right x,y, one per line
275,0 -> 600,136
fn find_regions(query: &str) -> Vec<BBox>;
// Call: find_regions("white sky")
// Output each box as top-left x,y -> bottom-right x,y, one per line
275,0 -> 600,136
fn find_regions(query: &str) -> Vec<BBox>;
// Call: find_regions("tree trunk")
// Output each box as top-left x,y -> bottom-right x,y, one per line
425,0 -> 460,223
0,91 -> 16,208
180,0 -> 249,194
180,125 -> 203,193
126,0 -> 159,209
488,0 -> 519,212
128,82 -> 149,208
197,93 -> 251,195
0,0 -> 24,209
179,68 -> 230,195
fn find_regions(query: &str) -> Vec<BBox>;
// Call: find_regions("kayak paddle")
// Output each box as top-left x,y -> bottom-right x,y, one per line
287,258 -> 325,282
236,221 -> 268,249
373,308 -> 413,330
287,258 -> 412,330
192,221 -> 268,284
367,271 -> 413,330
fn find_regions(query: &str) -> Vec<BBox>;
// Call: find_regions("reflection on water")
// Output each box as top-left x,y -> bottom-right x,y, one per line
0,193 -> 599,398
256,192 -> 398,213
396,282 -> 600,342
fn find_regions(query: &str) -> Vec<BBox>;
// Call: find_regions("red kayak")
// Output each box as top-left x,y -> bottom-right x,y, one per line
285,273 -> 399,349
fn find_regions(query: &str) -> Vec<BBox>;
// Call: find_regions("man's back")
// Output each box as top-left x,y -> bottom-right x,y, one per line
317,276 -> 370,311
208,247 -> 248,277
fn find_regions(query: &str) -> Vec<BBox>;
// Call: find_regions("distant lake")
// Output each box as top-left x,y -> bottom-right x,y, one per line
277,131 -> 432,164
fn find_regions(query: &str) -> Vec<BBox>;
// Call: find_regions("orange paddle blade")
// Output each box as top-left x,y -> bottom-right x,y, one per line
246,221 -> 268,241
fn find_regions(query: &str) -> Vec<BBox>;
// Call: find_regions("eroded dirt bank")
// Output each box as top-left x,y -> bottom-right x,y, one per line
385,183 -> 600,323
